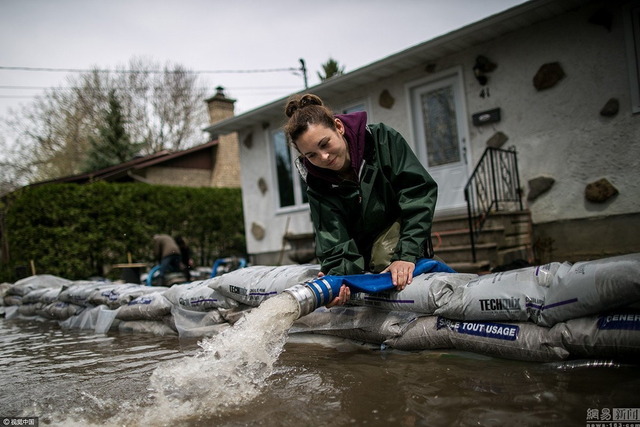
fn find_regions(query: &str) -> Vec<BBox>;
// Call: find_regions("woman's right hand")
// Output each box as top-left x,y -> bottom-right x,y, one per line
325,284 -> 350,308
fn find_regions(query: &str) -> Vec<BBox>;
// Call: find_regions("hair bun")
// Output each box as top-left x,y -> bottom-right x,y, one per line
284,94 -> 323,117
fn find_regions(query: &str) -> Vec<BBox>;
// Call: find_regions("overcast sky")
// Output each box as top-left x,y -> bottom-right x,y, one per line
0,0 -> 529,120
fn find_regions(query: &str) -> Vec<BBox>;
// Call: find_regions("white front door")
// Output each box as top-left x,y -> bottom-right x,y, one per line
410,72 -> 469,214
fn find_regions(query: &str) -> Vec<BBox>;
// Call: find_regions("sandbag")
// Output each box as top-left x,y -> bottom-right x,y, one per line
7,274 -> 72,297
39,301 -> 84,320
4,294 -> 22,306
558,311 -> 640,359
291,306 -> 419,344
164,280 -> 239,311
538,253 -> 640,326
59,305 -> 107,330
170,305 -> 229,338
433,264 -> 560,323
117,292 -> 173,321
349,272 -> 476,314
441,317 -> 569,362
383,316 -> 453,351
212,264 -> 320,306
0,282 -> 11,304
18,302 -> 42,316
22,287 -> 62,304
87,284 -> 165,309
58,281 -> 115,306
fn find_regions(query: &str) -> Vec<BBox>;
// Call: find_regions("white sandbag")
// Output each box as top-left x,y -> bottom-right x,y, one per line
7,274 -> 72,296
4,294 -> 22,306
22,287 -> 62,304
164,280 -> 239,311
218,305 -> 253,325
170,305 -> 229,338
58,281 -> 115,306
291,306 -> 419,344
434,264 -> 560,323
349,272 -> 476,314
88,284 -> 165,309
59,305 -> 106,330
558,311 -> 640,359
212,264 -> 320,306
539,253 -> 640,327
440,317 -> 569,362
117,292 -> 173,321
0,282 -> 11,304
118,320 -> 177,336
383,316 -> 453,351
39,301 -> 84,320
18,302 -> 42,316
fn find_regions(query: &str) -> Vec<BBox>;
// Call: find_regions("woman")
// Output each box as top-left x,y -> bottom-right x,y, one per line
284,94 -> 439,306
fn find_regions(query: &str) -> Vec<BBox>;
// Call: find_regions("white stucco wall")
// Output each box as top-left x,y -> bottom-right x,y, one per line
238,1 -> 640,258
461,4 -> 640,224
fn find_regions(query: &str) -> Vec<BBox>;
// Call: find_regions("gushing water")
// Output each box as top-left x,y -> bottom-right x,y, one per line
52,292 -> 301,426
146,293 -> 300,423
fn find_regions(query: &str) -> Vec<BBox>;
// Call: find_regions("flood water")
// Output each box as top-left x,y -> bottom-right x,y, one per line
2,312 -> 640,427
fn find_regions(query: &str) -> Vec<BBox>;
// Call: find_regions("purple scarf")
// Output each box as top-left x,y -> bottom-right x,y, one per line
303,111 -> 368,184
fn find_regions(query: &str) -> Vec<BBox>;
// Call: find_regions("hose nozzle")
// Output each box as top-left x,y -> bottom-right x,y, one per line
284,277 -> 342,319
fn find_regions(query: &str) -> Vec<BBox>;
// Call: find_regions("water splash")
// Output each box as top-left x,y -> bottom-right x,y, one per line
143,292 -> 300,424
44,292 -> 301,426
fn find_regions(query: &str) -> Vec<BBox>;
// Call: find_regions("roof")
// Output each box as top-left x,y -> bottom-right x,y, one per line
31,139 -> 219,186
203,0 -> 592,136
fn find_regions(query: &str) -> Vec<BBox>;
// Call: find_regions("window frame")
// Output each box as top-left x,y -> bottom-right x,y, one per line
269,128 -> 308,214
624,2 -> 640,114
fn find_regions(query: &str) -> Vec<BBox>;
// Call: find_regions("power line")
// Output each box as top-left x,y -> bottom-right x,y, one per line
0,65 -> 300,74
0,85 -> 300,91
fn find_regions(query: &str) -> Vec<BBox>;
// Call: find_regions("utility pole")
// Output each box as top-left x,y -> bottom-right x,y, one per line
299,58 -> 308,89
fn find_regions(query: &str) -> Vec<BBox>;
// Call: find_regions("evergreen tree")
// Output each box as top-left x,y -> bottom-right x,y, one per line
317,58 -> 345,81
83,90 -> 141,172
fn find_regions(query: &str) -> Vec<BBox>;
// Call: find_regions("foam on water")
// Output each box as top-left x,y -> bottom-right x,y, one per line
50,292 -> 301,426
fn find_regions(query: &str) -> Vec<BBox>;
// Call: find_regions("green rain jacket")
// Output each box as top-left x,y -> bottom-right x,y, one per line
296,122 -> 438,276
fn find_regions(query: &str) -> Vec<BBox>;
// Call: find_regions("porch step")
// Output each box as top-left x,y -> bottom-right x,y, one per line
431,209 -> 533,273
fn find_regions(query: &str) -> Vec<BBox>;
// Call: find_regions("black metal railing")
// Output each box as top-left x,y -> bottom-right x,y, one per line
464,146 -> 523,262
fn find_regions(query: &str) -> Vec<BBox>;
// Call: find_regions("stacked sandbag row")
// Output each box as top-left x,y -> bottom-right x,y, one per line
2,255 -> 640,363
291,305 -> 640,362
0,264 -> 321,338
348,253 -> 640,327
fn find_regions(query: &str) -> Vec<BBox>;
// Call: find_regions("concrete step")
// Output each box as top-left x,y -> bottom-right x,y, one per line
436,242 -> 498,264
447,260 -> 491,274
433,226 -> 505,248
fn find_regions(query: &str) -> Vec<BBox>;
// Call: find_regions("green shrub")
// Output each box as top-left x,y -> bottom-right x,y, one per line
0,182 -> 245,281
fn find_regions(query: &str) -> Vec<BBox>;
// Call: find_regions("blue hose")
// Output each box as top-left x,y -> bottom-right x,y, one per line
285,258 -> 455,318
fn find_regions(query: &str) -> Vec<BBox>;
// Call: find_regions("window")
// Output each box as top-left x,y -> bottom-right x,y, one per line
272,129 -> 308,210
625,2 -> 640,113
341,103 -> 366,114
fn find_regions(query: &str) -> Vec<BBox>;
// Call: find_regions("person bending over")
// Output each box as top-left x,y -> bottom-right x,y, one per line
284,94 -> 438,306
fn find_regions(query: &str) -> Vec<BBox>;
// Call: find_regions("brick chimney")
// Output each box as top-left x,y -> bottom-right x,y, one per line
206,86 -> 236,124
205,86 -> 241,188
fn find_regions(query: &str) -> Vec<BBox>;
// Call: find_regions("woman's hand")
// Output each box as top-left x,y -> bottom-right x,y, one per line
381,260 -> 415,290
325,284 -> 350,308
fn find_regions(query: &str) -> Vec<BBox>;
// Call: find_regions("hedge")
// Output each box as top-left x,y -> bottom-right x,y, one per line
0,182 -> 245,282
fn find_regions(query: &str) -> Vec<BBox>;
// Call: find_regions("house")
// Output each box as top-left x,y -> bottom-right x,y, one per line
33,87 -> 241,189
204,0 -> 640,270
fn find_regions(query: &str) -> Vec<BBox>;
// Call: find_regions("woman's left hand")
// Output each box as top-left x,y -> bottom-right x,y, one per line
381,260 -> 415,290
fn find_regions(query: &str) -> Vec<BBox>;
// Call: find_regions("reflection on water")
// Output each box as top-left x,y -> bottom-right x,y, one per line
1,316 -> 639,427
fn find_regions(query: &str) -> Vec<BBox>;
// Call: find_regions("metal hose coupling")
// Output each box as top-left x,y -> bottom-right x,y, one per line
284,277 -> 343,319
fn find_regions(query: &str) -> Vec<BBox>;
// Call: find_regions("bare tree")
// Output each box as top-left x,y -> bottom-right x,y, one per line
0,57 -> 209,186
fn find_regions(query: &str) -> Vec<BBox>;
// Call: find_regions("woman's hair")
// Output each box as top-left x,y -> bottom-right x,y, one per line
284,93 -> 336,146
